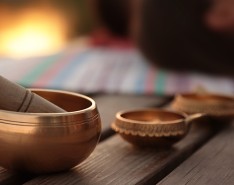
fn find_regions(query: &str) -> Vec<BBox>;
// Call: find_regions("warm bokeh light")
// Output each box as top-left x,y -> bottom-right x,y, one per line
0,6 -> 68,58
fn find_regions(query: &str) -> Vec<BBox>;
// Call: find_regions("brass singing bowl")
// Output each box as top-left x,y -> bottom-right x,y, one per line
0,89 -> 101,174
111,109 -> 203,147
171,93 -> 234,121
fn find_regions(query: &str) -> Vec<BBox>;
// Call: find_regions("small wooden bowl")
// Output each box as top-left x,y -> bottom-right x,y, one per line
0,89 -> 101,174
171,93 -> 234,121
111,109 -> 202,147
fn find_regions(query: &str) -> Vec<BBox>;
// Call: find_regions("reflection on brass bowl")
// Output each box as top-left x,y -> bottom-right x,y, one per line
111,109 -> 202,147
0,89 -> 101,174
171,93 -> 234,121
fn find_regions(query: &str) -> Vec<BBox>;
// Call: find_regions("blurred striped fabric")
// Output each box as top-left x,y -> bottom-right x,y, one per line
0,46 -> 233,95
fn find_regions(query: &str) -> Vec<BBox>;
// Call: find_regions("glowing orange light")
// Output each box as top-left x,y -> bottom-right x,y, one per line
0,7 -> 68,58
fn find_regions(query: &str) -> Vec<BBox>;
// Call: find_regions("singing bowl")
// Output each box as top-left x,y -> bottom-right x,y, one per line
171,93 -> 234,121
111,108 -> 203,147
0,89 -> 101,174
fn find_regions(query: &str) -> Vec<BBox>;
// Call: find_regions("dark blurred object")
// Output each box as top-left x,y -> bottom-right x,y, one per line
205,0 -> 234,35
96,0 -> 130,37
137,0 -> 234,76
96,0 -> 234,76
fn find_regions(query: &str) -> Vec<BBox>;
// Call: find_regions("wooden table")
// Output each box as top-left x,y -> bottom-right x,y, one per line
0,94 -> 233,185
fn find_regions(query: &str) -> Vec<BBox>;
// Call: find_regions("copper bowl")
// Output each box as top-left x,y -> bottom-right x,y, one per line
171,93 -> 234,121
112,108 -> 203,147
0,89 -> 101,174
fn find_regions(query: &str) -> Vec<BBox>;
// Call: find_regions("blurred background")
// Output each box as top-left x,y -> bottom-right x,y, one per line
0,0 -> 96,58
0,0 -> 233,95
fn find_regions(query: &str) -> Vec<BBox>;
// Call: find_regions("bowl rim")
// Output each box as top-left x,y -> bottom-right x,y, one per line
115,108 -> 187,125
176,93 -> 234,103
171,93 -> 234,117
112,108 -> 188,137
0,89 -> 98,125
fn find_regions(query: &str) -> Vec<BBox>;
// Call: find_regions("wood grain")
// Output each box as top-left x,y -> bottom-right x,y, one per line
24,120 -> 217,185
158,121 -> 234,185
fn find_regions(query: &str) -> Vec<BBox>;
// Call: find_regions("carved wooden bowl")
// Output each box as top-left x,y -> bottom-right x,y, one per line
112,108 -> 202,147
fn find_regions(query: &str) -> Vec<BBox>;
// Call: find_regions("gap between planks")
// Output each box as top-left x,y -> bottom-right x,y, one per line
157,121 -> 234,185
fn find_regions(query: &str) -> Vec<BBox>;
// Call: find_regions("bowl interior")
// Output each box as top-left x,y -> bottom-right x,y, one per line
33,90 -> 92,112
120,110 -> 185,123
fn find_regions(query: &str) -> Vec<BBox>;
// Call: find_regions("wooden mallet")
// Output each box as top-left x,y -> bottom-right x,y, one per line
0,75 -> 65,113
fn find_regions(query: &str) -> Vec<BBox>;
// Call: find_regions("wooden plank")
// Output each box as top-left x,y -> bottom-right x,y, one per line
0,174 -> 34,185
0,168 -> 11,182
24,120 -> 218,185
0,167 -> 34,185
93,94 -> 171,140
0,95 -> 169,185
157,121 -> 234,185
